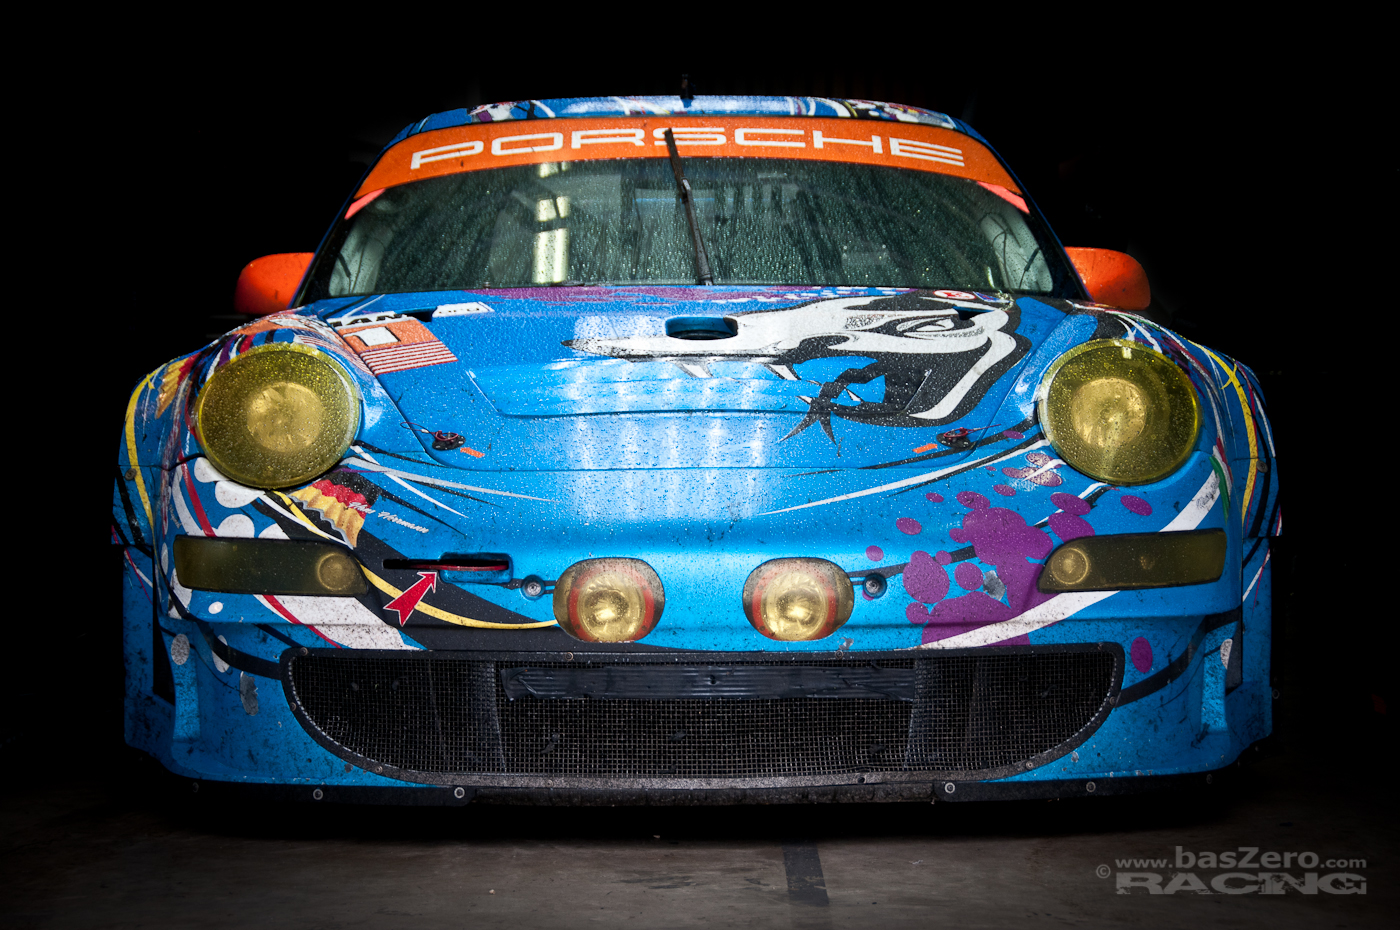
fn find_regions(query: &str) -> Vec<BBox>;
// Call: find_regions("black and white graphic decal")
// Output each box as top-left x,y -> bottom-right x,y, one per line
566,293 -> 1030,443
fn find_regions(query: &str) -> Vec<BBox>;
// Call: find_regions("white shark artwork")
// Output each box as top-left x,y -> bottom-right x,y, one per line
567,292 -> 1030,444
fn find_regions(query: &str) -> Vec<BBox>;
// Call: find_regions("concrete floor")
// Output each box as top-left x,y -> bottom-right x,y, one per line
2,699 -> 1394,930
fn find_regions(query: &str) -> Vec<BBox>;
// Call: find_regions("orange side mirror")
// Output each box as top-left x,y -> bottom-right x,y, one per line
1064,247 -> 1151,311
234,253 -> 315,315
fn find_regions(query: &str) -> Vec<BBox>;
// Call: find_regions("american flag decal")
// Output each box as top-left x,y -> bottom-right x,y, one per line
338,317 -> 457,375
358,341 -> 458,375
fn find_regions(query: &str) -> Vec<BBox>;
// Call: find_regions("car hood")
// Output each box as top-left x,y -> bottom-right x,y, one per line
315,286 -> 1096,472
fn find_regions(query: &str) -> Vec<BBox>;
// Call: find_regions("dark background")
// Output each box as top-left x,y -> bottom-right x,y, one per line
17,35 -> 1385,770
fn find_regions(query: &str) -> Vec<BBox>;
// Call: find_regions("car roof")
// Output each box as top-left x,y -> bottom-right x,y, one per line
386,96 -> 967,149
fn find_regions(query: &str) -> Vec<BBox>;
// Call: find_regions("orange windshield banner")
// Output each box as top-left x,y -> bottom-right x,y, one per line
357,117 -> 1019,197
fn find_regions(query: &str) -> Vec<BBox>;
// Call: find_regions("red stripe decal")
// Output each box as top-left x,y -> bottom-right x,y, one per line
182,465 -> 216,536
263,595 -> 341,647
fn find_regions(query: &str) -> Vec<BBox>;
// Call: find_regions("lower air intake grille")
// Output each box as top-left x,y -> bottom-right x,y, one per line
287,651 -> 1118,780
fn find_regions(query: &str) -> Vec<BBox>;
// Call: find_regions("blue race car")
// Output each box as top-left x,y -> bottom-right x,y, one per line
115,96 -> 1279,804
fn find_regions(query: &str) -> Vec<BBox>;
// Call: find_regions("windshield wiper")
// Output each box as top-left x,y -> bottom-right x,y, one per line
663,129 -> 715,285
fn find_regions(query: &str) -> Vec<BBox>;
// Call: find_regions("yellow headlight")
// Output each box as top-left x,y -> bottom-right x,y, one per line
1038,340 -> 1200,485
195,344 -> 359,489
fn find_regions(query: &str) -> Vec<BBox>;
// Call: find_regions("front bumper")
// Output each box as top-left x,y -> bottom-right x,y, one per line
123,593 -> 1272,802
280,644 -> 1123,789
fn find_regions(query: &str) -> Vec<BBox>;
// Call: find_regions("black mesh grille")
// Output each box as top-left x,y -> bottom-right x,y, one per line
288,651 -> 1117,779
907,652 -> 1115,772
288,655 -> 503,774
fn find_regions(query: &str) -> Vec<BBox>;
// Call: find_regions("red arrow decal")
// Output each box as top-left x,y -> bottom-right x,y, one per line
385,571 -> 438,626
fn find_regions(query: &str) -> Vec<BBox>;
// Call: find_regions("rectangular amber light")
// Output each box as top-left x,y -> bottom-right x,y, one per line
1038,529 -> 1226,592
174,536 -> 367,596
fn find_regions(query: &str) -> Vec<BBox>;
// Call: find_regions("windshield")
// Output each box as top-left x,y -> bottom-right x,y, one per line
303,158 -> 1075,300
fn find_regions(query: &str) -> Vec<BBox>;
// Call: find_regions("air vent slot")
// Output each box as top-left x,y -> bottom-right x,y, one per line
665,316 -> 738,340
384,555 -> 511,584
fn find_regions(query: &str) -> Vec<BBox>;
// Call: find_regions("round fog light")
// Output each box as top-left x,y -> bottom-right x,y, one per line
742,559 -> 854,641
553,558 -> 665,642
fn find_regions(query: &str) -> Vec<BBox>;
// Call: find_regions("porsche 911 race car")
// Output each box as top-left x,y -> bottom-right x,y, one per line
115,95 -> 1278,804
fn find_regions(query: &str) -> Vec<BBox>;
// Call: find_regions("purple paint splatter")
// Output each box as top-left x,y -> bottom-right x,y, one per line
908,592 -> 1020,643
1001,451 -> 1063,487
925,492 -> 944,503
1130,637 -> 1153,673
907,492 -> 1056,646
993,484 -> 1016,497
896,517 -> 922,535
1047,491 -> 1094,541
1003,430 -> 1025,440
935,550 -> 952,565
1048,513 -> 1094,541
956,491 -> 988,509
1050,492 -> 1091,515
904,550 -> 950,604
1122,495 -> 1153,516
866,545 -> 885,561
484,285 -> 809,304
954,563 -> 984,591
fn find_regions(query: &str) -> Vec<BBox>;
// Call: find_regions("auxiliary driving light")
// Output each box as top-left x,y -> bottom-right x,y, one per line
174,536 -> 367,596
196,344 -> 360,489
553,558 -> 665,642
1038,339 -> 1200,486
1038,529 -> 1227,592
742,559 -> 854,642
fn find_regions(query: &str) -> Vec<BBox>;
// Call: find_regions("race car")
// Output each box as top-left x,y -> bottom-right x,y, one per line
114,95 -> 1278,804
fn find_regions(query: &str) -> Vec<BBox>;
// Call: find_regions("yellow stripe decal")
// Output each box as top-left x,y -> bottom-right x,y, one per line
123,372 -> 157,529
1203,348 -> 1258,529
273,473 -> 553,630
271,491 -> 341,541
359,566 -> 555,630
